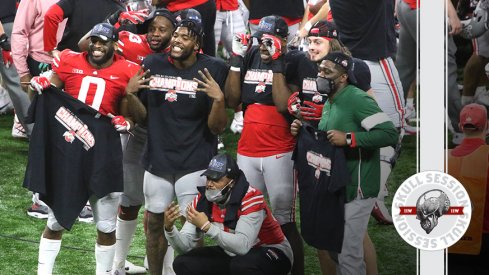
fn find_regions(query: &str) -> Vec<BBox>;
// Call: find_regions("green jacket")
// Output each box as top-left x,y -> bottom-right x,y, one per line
318,85 -> 399,202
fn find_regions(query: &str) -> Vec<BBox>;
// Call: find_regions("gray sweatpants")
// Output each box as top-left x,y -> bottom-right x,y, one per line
447,36 -> 462,132
0,22 -> 32,135
395,0 -> 417,98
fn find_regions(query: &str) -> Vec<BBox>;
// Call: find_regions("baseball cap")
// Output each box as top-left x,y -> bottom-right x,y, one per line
175,8 -> 204,38
201,154 -> 240,181
251,15 -> 288,39
89,23 -> 118,42
308,20 -> 338,40
324,52 -> 357,85
138,8 -> 176,34
352,58 -> 371,91
459,103 -> 488,130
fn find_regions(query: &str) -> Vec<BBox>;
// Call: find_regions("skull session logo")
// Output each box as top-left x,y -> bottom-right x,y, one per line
392,171 -> 471,250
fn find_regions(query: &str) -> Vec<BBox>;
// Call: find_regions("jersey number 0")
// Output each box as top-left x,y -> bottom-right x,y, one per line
78,76 -> 106,111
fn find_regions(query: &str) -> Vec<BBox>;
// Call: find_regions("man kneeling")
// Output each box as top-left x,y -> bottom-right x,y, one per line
163,153 -> 293,275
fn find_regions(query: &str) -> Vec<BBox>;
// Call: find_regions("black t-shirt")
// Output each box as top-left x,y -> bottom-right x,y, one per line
292,124 -> 349,251
285,50 -> 327,104
23,87 -> 123,230
241,46 -> 275,107
329,0 -> 396,60
249,0 -> 304,20
140,53 -> 229,176
57,0 -> 124,51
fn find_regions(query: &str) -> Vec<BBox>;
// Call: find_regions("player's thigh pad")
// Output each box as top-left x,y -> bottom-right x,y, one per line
237,153 -> 267,194
90,192 -> 121,233
174,169 -> 206,217
263,152 -> 296,225
143,171 -> 175,213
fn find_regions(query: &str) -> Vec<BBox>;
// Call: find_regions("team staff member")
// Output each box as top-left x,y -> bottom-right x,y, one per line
126,10 -> 228,274
292,52 -> 398,275
225,15 -> 304,275
79,8 -> 177,274
152,0 -> 217,56
164,153 -> 293,275
28,23 -> 148,275
448,103 -> 489,274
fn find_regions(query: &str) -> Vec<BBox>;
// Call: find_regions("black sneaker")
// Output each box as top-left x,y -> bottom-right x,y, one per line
78,205 -> 93,223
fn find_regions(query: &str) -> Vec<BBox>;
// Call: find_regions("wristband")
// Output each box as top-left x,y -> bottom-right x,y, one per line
271,56 -> 285,74
200,221 -> 211,231
229,55 -> 244,69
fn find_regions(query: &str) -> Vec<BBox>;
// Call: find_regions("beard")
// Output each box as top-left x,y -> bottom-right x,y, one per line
170,45 -> 194,61
88,44 -> 115,66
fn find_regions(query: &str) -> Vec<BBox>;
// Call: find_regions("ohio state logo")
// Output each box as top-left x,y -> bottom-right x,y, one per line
392,171 -> 471,250
63,130 -> 76,143
255,82 -> 266,93
165,90 -> 178,102
312,92 -> 323,103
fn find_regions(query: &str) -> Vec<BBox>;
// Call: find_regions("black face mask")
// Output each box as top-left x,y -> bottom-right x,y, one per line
316,75 -> 336,95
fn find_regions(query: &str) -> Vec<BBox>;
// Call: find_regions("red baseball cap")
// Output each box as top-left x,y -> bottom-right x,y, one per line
459,103 -> 487,130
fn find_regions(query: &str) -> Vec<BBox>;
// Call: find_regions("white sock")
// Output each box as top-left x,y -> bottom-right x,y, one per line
95,243 -> 116,275
163,244 -> 175,274
233,111 -> 243,122
406,98 -> 414,108
113,218 -> 138,269
38,237 -> 61,275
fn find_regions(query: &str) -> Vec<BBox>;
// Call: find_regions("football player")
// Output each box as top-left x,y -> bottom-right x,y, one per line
30,23 -> 149,275
125,9 -> 229,274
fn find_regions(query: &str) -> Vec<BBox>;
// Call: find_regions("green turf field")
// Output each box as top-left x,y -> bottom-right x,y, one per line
0,112 -> 416,274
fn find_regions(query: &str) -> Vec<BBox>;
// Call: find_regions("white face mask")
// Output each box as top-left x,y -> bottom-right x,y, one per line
205,180 -> 234,203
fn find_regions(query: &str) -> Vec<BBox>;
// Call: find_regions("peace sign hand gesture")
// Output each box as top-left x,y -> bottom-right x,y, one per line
193,68 -> 224,103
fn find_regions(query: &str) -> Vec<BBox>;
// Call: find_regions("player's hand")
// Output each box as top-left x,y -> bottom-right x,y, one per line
20,74 -> 33,93
2,49 -> 13,68
111,115 -> 131,132
119,10 -> 149,25
261,34 -> 282,60
232,33 -> 250,57
126,65 -> 152,94
49,49 -> 60,60
186,204 -> 209,229
30,76 -> 51,94
194,68 -> 224,103
300,101 -> 324,121
287,92 -> 302,116
327,130 -> 347,146
290,119 -> 303,136
164,201 -> 182,231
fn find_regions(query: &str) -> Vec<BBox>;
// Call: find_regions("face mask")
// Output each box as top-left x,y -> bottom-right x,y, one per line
205,180 -> 234,203
316,75 -> 336,95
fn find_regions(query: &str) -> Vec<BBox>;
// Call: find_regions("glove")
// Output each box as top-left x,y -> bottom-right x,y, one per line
30,76 -> 51,94
111,115 -> 131,132
1,49 -> 12,68
106,10 -> 123,25
38,62 -> 51,73
261,34 -> 282,60
287,92 -> 301,116
232,33 -> 250,57
300,101 -> 324,121
118,10 -> 149,25
0,33 -> 12,68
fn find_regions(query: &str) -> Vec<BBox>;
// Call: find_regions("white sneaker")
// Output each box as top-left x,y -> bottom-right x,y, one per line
12,114 -> 28,139
230,111 -> 243,134
124,260 -> 146,274
404,104 -> 416,121
403,123 -> 418,136
112,268 -> 125,275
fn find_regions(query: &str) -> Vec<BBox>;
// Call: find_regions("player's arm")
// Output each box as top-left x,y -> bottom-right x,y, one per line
124,93 -> 147,126
194,68 -> 228,135
225,34 -> 250,109
124,66 -> 151,125
205,210 -> 265,255
272,73 -> 295,114
224,67 -> 242,109
78,30 -> 91,52
44,0 -> 73,56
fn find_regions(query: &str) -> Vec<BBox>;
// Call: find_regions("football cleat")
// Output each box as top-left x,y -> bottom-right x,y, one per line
78,205 -> 94,223
371,200 -> 393,225
27,202 -> 49,219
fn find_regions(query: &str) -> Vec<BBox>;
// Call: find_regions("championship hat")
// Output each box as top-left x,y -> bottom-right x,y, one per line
308,20 -> 338,40
201,154 -> 240,181
138,8 -> 176,34
175,8 -> 204,38
251,15 -> 288,39
89,23 -> 118,42
324,52 -> 358,85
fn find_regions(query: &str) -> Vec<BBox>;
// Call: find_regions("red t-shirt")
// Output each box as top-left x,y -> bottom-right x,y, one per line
52,50 -> 140,116
403,0 -> 418,10
215,0 -> 239,11
165,0 -> 208,12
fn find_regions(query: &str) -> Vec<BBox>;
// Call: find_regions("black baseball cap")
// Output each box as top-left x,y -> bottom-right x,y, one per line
175,8 -> 204,38
308,20 -> 338,40
89,23 -> 118,42
352,58 -> 371,91
138,8 -> 176,34
324,52 -> 358,85
251,15 -> 288,39
201,154 -> 240,181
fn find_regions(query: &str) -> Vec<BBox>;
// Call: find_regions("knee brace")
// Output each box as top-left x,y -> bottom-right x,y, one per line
96,218 -> 117,233
380,144 -> 401,169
